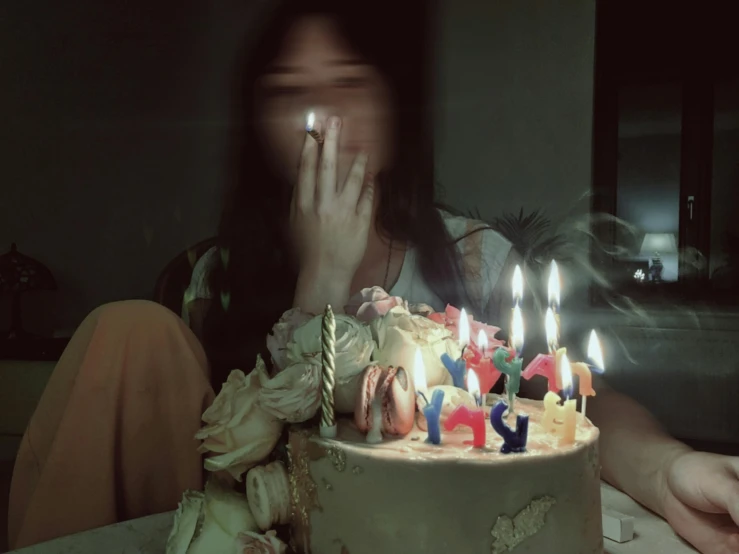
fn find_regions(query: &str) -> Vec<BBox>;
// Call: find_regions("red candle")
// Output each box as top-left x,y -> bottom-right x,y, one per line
443,370 -> 486,447
463,341 -> 503,396
522,353 -> 559,393
522,349 -> 595,397
522,310 -> 562,393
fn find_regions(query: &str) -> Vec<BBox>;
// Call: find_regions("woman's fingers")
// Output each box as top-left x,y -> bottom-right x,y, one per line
317,116 -> 341,202
341,152 -> 369,209
671,501 -> 738,554
294,120 -> 321,212
356,173 -> 375,220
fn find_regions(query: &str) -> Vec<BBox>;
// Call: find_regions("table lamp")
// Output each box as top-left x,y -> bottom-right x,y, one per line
0,243 -> 57,339
640,233 -> 677,283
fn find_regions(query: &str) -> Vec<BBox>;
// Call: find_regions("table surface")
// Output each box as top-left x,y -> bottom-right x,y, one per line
9,482 -> 698,554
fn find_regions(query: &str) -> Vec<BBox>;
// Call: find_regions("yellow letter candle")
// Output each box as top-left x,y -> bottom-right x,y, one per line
542,354 -> 577,446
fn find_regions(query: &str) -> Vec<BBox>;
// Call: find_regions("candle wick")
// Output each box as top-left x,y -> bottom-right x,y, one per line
417,391 -> 430,406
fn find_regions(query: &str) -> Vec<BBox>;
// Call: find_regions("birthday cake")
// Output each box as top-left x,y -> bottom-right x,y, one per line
283,396 -> 601,554
166,283 -> 605,554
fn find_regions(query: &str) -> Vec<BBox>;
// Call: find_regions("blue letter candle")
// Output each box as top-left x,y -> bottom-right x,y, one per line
441,352 -> 466,389
490,400 -> 529,454
422,388 -> 445,445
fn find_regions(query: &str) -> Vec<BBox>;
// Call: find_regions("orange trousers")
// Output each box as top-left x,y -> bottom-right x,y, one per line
8,300 -> 215,549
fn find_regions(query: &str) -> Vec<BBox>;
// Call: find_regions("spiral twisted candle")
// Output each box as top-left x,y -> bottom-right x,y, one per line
320,304 -> 337,436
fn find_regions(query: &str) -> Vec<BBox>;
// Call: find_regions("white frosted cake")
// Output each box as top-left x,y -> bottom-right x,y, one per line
167,287 -> 605,554
283,395 -> 602,554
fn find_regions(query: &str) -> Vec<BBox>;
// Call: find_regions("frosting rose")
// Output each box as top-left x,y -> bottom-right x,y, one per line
428,304 -> 505,349
345,286 -> 408,322
286,313 -> 374,413
237,530 -> 288,554
371,306 -> 460,387
258,358 -> 321,423
195,359 -> 283,480
266,308 -> 312,370
165,479 -> 259,554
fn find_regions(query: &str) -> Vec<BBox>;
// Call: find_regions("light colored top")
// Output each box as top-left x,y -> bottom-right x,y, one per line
184,212 -> 512,317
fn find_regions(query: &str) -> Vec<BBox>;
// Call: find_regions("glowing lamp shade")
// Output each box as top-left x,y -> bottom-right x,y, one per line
640,233 -> 677,256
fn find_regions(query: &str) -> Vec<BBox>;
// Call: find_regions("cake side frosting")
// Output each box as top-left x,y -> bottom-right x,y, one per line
287,396 -> 604,554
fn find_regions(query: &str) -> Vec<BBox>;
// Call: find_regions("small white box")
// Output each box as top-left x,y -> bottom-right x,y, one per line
602,508 -> 635,543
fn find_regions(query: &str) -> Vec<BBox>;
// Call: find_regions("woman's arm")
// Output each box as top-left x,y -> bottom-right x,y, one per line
586,377 -> 692,516
290,116 -> 373,315
293,266 -> 353,315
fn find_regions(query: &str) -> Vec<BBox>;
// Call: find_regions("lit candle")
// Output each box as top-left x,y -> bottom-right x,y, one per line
305,111 -> 323,144
492,347 -> 522,411
492,304 -> 524,411
469,368 -> 482,407
490,400 -> 529,454
440,353 -> 466,389
422,389 -> 445,445
459,330 -> 501,398
523,346 -> 595,397
440,308 -> 469,388
512,264 -> 523,307
521,307 -> 560,391
459,307 -> 470,350
415,349 -> 445,444
475,329 -> 489,404
511,304 -> 524,358
542,354 -> 577,446
584,330 -> 605,422
477,329 -> 488,358
444,370 -> 486,447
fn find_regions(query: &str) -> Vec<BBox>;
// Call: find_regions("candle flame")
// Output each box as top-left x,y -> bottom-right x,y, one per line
477,329 -> 488,352
512,304 -> 524,354
560,353 -> 573,400
413,348 -> 427,393
467,368 -> 480,399
545,308 -> 558,352
512,264 -> 523,304
587,330 -> 605,371
548,260 -> 560,308
459,308 -> 470,348
306,111 -> 315,131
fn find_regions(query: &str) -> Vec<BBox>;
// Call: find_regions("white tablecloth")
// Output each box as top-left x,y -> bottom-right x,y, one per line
10,482 -> 698,554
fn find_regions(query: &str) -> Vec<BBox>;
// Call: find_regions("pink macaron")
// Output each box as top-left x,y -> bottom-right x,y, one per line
354,363 -> 387,433
379,366 -> 416,436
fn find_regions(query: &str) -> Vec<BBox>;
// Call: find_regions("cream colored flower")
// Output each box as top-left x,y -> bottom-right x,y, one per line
165,479 -> 259,554
259,358 -> 321,423
266,308 -> 312,370
195,359 -> 283,480
372,306 -> 461,387
287,313 -> 374,413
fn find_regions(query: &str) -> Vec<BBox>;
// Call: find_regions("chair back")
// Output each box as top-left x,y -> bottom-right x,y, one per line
154,237 -> 217,315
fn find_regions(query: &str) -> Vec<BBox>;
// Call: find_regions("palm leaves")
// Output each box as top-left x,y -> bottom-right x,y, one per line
468,208 -> 571,270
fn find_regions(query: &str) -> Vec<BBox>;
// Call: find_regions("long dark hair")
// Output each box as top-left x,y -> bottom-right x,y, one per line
203,0 -> 477,387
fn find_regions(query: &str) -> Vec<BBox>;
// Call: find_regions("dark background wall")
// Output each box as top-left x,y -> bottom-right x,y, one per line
1,0 -> 596,334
